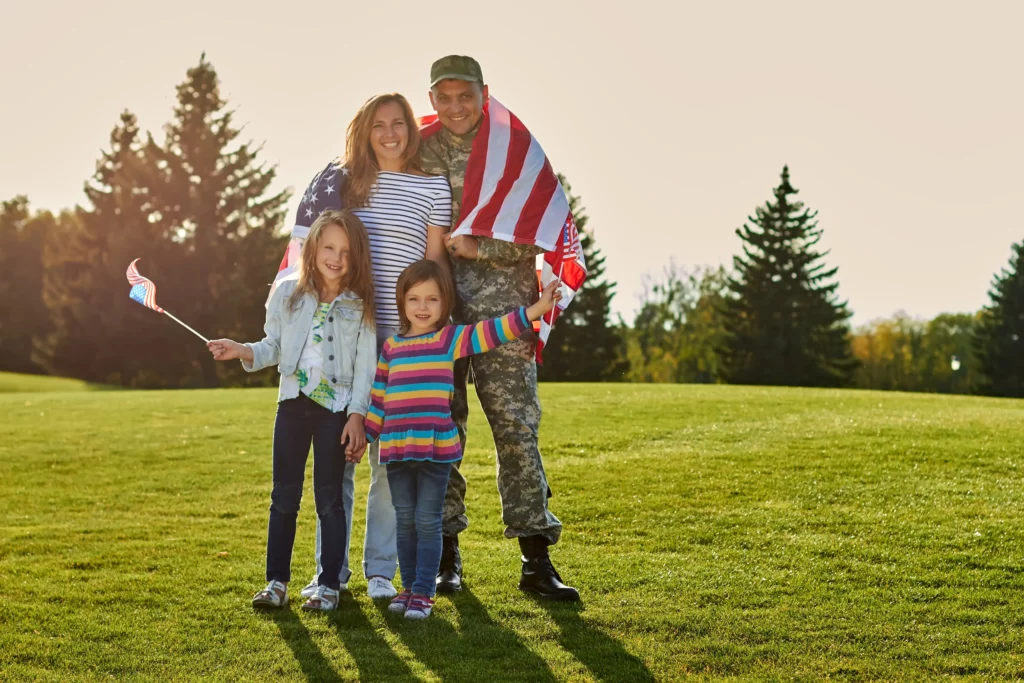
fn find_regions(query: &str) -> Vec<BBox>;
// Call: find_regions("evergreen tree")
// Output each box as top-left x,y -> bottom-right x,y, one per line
717,166 -> 857,387
0,197 -> 54,374
37,111 -> 179,386
973,241 -> 1024,397
145,54 -> 288,387
537,176 -> 627,381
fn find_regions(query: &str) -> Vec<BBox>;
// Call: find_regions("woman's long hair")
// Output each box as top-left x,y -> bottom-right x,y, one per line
290,209 -> 375,326
341,93 -> 422,208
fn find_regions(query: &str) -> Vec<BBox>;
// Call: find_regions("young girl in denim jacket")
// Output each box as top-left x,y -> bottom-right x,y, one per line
207,209 -> 377,612
360,260 -> 560,620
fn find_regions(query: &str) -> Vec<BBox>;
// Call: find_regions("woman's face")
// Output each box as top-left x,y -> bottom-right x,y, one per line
369,101 -> 409,167
315,223 -> 350,289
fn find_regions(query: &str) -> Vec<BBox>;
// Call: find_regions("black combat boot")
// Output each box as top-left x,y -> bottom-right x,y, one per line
518,536 -> 580,601
435,534 -> 463,593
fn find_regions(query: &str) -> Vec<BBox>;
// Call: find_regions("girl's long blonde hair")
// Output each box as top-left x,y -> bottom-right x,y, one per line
290,209 -> 375,325
341,93 -> 422,208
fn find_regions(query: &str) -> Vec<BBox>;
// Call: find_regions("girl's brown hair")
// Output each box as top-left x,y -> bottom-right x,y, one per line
290,209 -> 375,325
394,260 -> 455,335
341,93 -> 422,208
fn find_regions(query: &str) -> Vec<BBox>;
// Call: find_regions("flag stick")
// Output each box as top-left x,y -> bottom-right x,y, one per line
162,311 -> 209,343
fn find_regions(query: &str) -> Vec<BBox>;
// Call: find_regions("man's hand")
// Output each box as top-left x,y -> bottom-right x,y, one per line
445,234 -> 479,260
342,413 -> 366,462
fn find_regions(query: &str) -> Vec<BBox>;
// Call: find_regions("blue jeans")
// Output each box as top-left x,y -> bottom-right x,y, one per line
313,327 -> 399,583
266,395 -> 347,589
386,460 -> 453,597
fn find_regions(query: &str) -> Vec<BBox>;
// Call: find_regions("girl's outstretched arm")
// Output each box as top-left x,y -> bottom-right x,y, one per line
231,285 -> 287,372
450,281 -> 561,361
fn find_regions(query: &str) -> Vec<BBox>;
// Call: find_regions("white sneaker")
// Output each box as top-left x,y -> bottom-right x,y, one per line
301,576 -> 348,599
367,576 -> 398,599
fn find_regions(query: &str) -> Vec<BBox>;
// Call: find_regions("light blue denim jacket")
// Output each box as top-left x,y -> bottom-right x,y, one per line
241,279 -> 377,416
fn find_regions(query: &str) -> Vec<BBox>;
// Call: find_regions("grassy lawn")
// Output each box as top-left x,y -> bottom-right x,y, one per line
1,384 -> 1023,681
0,371 -> 115,394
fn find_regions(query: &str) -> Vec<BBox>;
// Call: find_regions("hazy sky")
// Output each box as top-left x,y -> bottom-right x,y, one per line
2,0 -> 1021,325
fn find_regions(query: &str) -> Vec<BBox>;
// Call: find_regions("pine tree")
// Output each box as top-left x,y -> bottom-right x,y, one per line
537,176 -> 627,381
718,166 -> 857,387
145,54 -> 288,387
37,111 -> 180,386
973,241 -> 1024,397
0,197 -> 54,374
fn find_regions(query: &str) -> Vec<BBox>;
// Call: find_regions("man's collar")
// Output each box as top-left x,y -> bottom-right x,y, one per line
441,117 -> 483,147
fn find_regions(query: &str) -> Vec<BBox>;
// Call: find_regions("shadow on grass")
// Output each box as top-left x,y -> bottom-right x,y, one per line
327,593 -> 416,682
256,608 -> 342,683
539,600 -> 656,683
388,588 -> 558,683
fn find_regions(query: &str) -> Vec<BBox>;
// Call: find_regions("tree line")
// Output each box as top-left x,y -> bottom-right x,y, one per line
1,56 -> 1021,397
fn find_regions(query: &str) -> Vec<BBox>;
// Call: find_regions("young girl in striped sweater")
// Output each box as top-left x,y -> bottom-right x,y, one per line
359,259 -> 560,619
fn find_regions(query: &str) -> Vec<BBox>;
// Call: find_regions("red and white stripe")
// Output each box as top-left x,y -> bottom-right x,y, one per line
126,258 -> 164,313
442,98 -> 569,252
535,215 -> 586,359
423,97 -> 587,362
266,225 -> 309,305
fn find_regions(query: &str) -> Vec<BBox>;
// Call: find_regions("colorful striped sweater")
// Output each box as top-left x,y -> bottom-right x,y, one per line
364,307 -> 532,464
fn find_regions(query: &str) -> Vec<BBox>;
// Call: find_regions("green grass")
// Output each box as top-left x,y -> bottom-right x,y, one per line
0,371 -> 115,393
1,384 -> 1024,681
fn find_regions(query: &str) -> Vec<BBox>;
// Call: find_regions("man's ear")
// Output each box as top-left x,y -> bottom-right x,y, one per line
428,89 -> 438,111
481,84 -> 489,101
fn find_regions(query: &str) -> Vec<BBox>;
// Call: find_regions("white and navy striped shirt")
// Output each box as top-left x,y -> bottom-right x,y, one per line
352,172 -> 452,329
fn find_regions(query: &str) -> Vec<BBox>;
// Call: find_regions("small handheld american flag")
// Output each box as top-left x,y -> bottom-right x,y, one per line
126,259 -> 209,343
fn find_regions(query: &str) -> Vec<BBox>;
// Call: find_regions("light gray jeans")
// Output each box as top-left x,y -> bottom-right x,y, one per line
314,326 -> 398,583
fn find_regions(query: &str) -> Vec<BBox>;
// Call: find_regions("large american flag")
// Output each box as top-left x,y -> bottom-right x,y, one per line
126,258 -> 164,313
421,96 -> 587,362
267,161 -> 346,304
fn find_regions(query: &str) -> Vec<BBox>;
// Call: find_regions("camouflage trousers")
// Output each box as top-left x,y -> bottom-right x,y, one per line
443,335 -> 563,545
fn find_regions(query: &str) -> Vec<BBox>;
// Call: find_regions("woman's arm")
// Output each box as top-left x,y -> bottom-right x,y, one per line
425,225 -> 453,279
426,179 -> 453,277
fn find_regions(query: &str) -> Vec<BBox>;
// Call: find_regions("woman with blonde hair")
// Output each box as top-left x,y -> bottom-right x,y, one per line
298,93 -> 453,601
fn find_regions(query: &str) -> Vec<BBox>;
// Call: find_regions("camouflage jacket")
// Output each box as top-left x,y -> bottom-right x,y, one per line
420,122 -> 544,325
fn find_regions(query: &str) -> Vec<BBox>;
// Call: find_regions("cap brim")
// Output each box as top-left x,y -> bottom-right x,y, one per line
430,73 -> 482,87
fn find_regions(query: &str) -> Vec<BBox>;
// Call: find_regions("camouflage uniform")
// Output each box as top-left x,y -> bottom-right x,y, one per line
421,122 -> 562,545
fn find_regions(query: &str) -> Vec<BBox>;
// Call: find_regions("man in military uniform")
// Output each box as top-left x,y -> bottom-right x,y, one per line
419,55 -> 579,601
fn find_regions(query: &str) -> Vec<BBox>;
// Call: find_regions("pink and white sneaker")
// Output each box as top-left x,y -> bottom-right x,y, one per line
388,589 -> 413,614
405,594 -> 435,620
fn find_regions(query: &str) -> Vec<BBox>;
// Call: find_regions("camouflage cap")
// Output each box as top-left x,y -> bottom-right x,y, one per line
430,55 -> 484,88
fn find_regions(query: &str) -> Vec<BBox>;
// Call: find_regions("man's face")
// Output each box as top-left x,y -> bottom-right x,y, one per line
429,79 -> 489,136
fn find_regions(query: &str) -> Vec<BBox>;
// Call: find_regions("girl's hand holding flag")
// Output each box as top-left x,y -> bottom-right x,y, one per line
526,280 -> 562,321
207,339 -> 253,363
